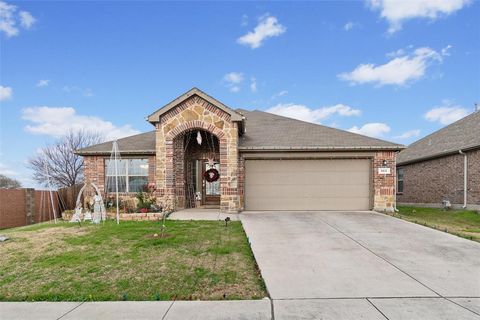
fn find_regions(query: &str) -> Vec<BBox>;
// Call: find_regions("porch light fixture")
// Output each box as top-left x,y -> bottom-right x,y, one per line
196,131 -> 202,145
382,160 -> 387,166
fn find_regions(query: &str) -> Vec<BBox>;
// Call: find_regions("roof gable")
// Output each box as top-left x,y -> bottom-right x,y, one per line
147,88 -> 244,124
398,111 -> 480,165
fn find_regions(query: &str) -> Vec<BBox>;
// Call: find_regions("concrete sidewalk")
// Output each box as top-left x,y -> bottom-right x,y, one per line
0,300 -> 271,320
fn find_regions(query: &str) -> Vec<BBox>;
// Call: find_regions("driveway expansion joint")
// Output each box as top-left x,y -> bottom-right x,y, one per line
366,298 -> 390,320
56,302 -> 84,320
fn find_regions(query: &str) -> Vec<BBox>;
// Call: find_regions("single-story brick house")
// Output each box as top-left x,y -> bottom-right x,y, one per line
76,88 -> 404,213
397,110 -> 480,210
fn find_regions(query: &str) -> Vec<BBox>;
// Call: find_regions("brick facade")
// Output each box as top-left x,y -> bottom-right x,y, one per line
81,93 -> 399,214
83,155 -> 156,196
237,151 -> 398,213
154,95 -> 240,213
372,151 -> 397,212
397,148 -> 480,208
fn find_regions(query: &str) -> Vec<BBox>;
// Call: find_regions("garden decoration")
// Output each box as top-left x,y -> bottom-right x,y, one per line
71,182 -> 107,223
70,205 -> 82,223
92,194 -> 103,224
44,163 -> 58,224
106,140 -> 123,224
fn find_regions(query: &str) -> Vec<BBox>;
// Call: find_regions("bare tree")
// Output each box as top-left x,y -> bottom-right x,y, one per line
28,130 -> 104,188
0,174 -> 22,188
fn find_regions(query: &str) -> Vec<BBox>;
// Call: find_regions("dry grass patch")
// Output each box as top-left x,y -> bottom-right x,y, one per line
0,220 -> 266,301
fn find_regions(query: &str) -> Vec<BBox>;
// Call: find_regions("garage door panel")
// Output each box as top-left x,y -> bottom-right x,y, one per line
245,159 -> 371,211
246,197 -> 370,211
246,184 -> 370,198
246,171 -> 369,186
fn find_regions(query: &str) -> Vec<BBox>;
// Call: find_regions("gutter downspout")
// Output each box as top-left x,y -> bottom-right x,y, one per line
459,150 -> 468,209
394,151 -> 399,212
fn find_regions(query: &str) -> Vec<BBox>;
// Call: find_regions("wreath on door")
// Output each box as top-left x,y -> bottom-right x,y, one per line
204,168 -> 220,182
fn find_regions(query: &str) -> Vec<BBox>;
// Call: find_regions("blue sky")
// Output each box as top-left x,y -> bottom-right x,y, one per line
1,0 -> 479,187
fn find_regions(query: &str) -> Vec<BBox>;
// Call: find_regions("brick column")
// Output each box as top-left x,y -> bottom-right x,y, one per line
373,151 -> 396,212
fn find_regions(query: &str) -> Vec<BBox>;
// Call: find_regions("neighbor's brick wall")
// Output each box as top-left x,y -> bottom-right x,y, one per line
398,149 -> 480,206
0,189 -> 58,229
83,155 -> 156,196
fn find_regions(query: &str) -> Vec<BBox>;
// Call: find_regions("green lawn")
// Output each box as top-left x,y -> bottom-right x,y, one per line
392,206 -> 480,242
0,220 -> 266,301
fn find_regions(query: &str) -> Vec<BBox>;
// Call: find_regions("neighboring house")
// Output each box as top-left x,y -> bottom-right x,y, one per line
397,110 -> 480,210
76,88 -> 403,213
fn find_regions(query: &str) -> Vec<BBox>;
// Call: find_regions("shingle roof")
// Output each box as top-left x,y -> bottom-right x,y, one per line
397,111 -> 480,165
76,109 -> 404,155
237,109 -> 403,151
75,131 -> 156,155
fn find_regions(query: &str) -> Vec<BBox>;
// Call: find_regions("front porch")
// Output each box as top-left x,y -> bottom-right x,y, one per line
168,208 -> 240,221
150,91 -> 244,213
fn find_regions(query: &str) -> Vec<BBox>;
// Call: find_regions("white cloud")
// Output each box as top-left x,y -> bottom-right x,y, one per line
22,106 -> 140,140
368,0 -> 471,34
223,72 -> 244,92
250,77 -> 257,92
338,46 -> 445,86
266,103 -> 361,124
36,79 -> 50,87
424,101 -> 468,125
241,14 -> 248,27
344,22 -> 356,31
224,72 -> 243,84
0,1 -> 35,37
19,10 -> 35,28
394,129 -> 421,139
0,85 -> 12,101
441,44 -> 453,56
349,123 -> 391,138
63,85 -> 93,97
272,90 -> 288,99
237,14 -> 286,49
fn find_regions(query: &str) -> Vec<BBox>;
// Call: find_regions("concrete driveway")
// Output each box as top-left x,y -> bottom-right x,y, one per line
241,211 -> 480,319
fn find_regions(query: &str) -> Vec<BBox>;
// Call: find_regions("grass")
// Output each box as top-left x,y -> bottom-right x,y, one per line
0,219 -> 266,301
389,206 -> 480,242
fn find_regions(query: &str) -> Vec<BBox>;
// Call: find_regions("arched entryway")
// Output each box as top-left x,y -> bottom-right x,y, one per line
173,129 -> 221,209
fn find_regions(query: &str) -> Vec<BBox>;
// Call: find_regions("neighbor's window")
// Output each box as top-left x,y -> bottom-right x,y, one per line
105,159 -> 148,193
397,168 -> 404,193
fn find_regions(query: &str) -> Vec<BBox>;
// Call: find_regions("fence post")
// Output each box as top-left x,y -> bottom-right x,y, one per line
25,188 -> 35,225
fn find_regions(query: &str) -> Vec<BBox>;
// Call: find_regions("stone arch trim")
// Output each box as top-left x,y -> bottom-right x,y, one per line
165,120 -> 226,141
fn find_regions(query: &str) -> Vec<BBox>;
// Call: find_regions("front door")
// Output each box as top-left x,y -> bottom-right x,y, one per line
203,161 -> 220,205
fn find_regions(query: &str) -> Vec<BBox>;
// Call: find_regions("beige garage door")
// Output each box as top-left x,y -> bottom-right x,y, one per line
245,159 -> 371,211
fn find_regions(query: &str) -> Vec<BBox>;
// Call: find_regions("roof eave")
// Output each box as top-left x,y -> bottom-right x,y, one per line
397,145 -> 480,166
74,150 -> 156,156
239,145 -> 405,152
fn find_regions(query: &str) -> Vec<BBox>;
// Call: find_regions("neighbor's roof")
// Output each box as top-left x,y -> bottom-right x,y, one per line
75,131 -> 156,155
147,87 -> 244,123
397,111 -> 480,165
237,109 -> 404,151
76,109 -> 404,155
